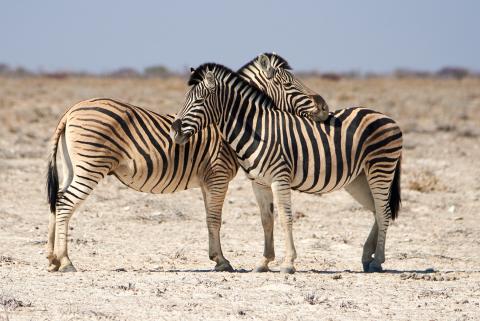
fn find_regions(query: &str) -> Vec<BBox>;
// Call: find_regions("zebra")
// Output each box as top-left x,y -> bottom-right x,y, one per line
45,57 -> 328,272
238,53 -> 329,122
170,63 -> 403,274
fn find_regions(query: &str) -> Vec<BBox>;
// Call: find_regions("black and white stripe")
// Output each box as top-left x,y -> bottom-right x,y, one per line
238,53 -> 329,122
46,98 -> 238,272
45,55 -> 322,273
172,63 -> 403,273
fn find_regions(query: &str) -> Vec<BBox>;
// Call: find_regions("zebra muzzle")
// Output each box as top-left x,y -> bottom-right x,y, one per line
311,95 -> 330,122
170,119 -> 192,145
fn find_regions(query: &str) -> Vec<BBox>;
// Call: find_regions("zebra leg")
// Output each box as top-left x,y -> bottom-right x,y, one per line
364,167 -> 395,273
53,170 -> 103,272
46,212 -> 57,271
271,180 -> 297,274
343,172 -> 379,271
201,184 -> 233,272
361,220 -> 379,272
251,181 -> 275,272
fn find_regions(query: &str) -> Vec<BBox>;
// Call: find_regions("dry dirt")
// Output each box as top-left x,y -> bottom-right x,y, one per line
1,76 -> 479,321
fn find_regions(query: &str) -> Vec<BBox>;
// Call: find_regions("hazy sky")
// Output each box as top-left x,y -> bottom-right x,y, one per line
1,1 -> 479,73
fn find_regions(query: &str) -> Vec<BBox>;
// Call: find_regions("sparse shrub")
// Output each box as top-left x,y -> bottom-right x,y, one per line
304,292 -> 327,305
107,67 -> 141,78
0,296 -> 32,311
144,65 -> 172,78
408,170 -> 445,192
0,63 -> 10,74
436,67 -> 470,80
394,68 -> 432,78
321,73 -> 341,81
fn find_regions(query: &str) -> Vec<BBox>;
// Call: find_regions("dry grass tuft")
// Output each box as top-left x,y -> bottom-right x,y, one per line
408,170 -> 445,192
0,296 -> 32,311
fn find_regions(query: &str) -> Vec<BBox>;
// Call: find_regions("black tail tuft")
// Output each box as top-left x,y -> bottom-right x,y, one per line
389,158 -> 401,220
47,156 -> 59,214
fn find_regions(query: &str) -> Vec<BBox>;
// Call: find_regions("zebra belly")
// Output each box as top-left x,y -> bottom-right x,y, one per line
292,170 -> 361,195
113,156 -> 202,194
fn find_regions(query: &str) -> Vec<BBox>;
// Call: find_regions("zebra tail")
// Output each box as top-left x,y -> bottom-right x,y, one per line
47,113 -> 67,214
389,156 -> 402,221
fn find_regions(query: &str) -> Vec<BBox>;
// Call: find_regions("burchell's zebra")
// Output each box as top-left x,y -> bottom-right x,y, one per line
238,53 -> 329,122
45,56 -> 327,272
171,63 -> 403,273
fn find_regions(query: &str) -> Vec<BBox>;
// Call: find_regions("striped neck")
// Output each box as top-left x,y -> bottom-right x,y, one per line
217,77 -> 274,159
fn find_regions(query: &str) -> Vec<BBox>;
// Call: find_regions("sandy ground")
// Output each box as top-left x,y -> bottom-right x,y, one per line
0,76 -> 479,321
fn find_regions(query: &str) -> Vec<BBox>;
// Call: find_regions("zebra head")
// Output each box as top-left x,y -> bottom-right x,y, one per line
239,53 -> 330,122
171,64 -> 223,145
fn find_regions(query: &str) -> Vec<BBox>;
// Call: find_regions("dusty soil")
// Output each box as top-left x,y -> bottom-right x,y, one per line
1,76 -> 479,321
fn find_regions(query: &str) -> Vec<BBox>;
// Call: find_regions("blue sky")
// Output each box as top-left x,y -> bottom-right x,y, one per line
1,1 -> 478,73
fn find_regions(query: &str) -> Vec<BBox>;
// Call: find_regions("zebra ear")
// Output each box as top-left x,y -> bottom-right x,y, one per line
258,54 -> 271,72
258,54 -> 274,79
204,71 -> 216,89
190,67 -> 195,74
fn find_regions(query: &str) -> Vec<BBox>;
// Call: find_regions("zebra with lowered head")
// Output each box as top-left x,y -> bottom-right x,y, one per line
171,63 -> 403,273
45,56 -> 328,272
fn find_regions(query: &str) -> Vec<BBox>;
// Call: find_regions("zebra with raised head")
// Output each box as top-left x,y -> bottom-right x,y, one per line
171,63 -> 403,273
45,56 -> 328,272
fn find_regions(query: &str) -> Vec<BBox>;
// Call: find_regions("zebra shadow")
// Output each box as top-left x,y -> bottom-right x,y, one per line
128,267 -> 472,274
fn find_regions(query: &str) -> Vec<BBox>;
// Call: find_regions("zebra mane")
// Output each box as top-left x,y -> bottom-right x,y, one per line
238,52 -> 292,72
188,62 -> 278,108
188,63 -> 236,86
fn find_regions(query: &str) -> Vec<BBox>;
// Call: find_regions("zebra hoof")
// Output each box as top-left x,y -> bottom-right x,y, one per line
59,263 -> 77,273
254,265 -> 270,273
48,263 -> 60,272
280,265 -> 296,274
365,261 -> 383,273
362,261 -> 371,272
215,261 -> 234,272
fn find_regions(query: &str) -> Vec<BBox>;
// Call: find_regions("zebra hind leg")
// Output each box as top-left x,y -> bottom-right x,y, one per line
52,172 -> 104,272
251,181 -> 275,272
271,180 -> 297,274
363,163 -> 399,273
46,212 -> 58,271
343,172 -> 379,272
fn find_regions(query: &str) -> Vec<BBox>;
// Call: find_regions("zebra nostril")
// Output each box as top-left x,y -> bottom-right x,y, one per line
172,119 -> 183,132
312,95 -> 326,107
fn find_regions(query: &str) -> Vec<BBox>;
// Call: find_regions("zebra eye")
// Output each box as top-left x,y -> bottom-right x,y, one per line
282,78 -> 292,86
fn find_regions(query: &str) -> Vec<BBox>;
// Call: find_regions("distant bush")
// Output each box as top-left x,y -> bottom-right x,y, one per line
106,67 -> 141,78
144,65 -> 172,78
394,68 -> 432,78
43,72 -> 69,79
320,73 -> 342,81
297,70 -> 361,80
0,64 -> 35,77
0,63 -> 10,74
436,67 -> 470,79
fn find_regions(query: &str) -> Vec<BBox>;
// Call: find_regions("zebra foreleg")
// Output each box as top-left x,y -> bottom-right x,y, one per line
251,181 -> 275,272
201,184 -> 233,272
271,180 -> 297,274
